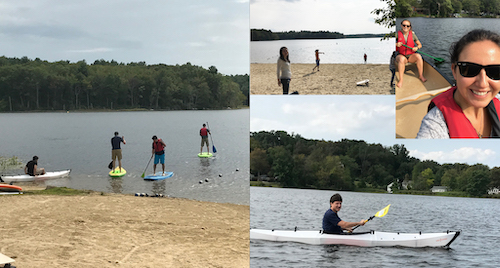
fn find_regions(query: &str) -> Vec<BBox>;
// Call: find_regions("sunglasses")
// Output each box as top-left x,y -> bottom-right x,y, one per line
401,24 -> 411,28
456,62 -> 500,80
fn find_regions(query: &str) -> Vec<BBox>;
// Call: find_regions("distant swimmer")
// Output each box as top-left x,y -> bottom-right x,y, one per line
25,156 -> 46,176
111,131 -> 126,173
313,49 -> 325,71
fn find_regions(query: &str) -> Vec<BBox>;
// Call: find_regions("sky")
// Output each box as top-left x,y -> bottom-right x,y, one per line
0,0 -> 249,75
250,0 -> 390,34
250,95 -> 500,168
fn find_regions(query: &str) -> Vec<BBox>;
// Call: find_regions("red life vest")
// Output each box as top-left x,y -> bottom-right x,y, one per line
396,30 -> 415,56
200,127 -> 208,137
430,87 -> 500,138
153,139 -> 165,152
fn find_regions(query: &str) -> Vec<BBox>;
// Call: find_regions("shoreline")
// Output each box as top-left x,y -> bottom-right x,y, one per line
1,187 -> 249,267
251,63 -> 392,95
0,106 -> 249,114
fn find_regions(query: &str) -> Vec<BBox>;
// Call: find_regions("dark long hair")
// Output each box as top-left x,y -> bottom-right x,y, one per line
279,47 -> 290,63
450,29 -> 500,64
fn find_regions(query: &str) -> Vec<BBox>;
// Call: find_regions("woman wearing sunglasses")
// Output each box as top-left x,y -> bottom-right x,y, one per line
417,29 -> 500,138
395,19 -> 427,88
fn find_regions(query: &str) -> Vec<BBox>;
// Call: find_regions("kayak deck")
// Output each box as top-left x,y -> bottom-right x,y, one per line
1,169 -> 71,183
250,229 -> 460,248
395,59 -> 453,138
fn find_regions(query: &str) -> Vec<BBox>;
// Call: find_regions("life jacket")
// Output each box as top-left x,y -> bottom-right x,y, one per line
200,127 -> 208,137
429,87 -> 500,138
153,139 -> 165,152
396,30 -> 415,56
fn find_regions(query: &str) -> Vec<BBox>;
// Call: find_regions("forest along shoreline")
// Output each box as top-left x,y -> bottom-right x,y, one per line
250,130 -> 500,199
0,57 -> 249,112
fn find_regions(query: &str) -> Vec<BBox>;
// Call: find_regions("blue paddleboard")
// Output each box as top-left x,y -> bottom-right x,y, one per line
143,171 -> 174,181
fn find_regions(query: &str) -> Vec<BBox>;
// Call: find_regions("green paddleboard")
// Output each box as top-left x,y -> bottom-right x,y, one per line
109,167 -> 126,177
198,152 -> 213,158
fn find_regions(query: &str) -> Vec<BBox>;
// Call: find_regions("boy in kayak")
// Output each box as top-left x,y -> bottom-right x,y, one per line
152,135 -> 167,175
24,156 -> 46,176
111,131 -> 126,173
322,194 -> 366,234
200,123 -> 211,154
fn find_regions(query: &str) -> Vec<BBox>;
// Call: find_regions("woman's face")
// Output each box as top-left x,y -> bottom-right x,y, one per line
281,48 -> 288,57
401,21 -> 411,33
453,40 -> 500,109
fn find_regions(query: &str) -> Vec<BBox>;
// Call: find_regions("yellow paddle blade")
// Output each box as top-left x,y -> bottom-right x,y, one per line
374,204 -> 391,218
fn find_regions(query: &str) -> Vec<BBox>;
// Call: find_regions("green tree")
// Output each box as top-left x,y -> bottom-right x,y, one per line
250,148 -> 270,177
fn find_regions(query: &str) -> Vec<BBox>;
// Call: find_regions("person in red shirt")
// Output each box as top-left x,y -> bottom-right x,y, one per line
152,135 -> 166,175
200,124 -> 211,154
395,19 -> 427,88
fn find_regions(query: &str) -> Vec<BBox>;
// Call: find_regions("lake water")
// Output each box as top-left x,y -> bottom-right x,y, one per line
250,187 -> 500,267
251,38 -> 394,64
0,110 -> 249,205
396,17 -> 500,82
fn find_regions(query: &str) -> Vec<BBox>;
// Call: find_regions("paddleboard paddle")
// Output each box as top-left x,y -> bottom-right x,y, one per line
352,204 -> 391,231
206,121 -> 217,153
141,155 -> 153,178
402,44 -> 445,63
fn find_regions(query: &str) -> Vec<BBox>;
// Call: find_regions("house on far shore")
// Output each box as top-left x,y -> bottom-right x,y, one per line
387,182 -> 394,194
431,186 -> 448,193
488,187 -> 499,195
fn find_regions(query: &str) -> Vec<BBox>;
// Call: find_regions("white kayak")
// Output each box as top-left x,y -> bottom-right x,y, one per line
250,229 -> 460,248
0,169 -> 71,183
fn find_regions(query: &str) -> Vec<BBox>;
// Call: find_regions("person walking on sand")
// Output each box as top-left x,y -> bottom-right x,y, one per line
395,19 -> 427,88
364,53 -> 367,63
200,123 -> 211,154
24,156 -> 46,176
312,49 -> 325,71
152,135 -> 167,175
277,47 -> 292,94
111,131 -> 126,173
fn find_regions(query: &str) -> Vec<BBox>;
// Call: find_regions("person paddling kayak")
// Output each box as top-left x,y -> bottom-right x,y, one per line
322,194 -> 366,234
200,123 -> 211,154
152,135 -> 167,175
24,156 -> 46,176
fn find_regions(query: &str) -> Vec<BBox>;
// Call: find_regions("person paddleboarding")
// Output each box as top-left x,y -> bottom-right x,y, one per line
151,135 -> 167,175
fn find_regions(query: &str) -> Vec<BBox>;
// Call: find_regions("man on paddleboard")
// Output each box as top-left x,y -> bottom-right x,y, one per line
200,124 -> 211,154
152,135 -> 166,175
111,131 -> 126,173
322,194 -> 366,234
24,156 -> 46,176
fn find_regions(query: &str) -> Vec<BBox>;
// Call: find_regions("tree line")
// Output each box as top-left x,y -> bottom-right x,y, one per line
251,29 -> 386,41
250,130 -> 500,197
0,56 -> 249,112
396,0 -> 500,18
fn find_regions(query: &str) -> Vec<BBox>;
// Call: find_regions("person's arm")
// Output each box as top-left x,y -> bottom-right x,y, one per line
24,165 -> 28,174
277,60 -> 282,86
122,136 -> 126,144
33,164 -> 38,176
338,219 -> 366,232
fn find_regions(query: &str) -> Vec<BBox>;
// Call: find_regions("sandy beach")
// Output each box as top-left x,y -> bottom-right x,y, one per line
251,63 -> 392,95
0,187 -> 249,268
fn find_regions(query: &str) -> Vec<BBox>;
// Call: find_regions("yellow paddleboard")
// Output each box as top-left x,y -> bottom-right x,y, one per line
109,167 -> 126,177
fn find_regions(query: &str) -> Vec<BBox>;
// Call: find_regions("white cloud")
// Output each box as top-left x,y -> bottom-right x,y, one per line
409,147 -> 497,165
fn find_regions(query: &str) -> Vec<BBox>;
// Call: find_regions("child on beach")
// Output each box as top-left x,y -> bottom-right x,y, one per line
312,49 -> 325,71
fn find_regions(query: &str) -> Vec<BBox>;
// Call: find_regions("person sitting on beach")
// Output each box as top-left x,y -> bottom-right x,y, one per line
417,29 -> 500,139
24,156 -> 45,176
395,19 -> 427,88
312,49 -> 325,71
277,47 -> 292,94
322,194 -> 366,234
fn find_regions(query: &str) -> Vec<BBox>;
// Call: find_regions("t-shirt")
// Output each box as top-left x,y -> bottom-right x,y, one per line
111,136 -> 123,150
26,160 -> 36,176
322,209 -> 343,234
